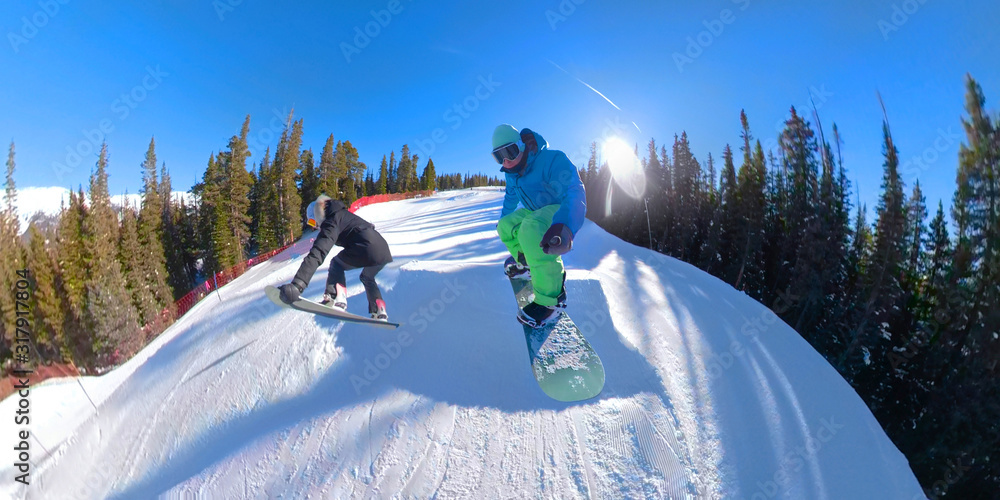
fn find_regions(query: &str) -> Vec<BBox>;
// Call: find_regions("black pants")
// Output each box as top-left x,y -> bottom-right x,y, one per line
326,256 -> 385,313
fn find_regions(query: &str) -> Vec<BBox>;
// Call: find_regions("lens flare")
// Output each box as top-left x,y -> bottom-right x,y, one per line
603,137 -> 646,199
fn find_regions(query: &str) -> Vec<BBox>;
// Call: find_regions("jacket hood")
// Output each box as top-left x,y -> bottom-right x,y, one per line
326,198 -> 346,213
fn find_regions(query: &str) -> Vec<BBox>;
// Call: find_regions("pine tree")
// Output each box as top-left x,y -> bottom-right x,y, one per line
397,145 -> 412,193
776,107 -> 822,316
57,188 -> 90,363
717,144 -> 740,285
840,122 -> 907,390
377,155 -> 388,194
118,200 -> 157,329
197,153 -> 224,274
298,148 -> 319,228
584,142 -> 603,220
388,151 -> 398,193
698,152 -> 721,272
364,169 -> 375,196
274,113 -> 304,243
0,141 -> 26,363
665,132 -> 702,259
410,153 -> 420,191
256,148 -> 281,250
734,114 -> 768,296
137,137 -> 173,319
318,134 -> 337,198
342,176 -> 357,206
84,143 -> 141,364
177,197 -> 201,287
422,158 -> 437,191
26,223 -> 66,362
225,115 -> 254,258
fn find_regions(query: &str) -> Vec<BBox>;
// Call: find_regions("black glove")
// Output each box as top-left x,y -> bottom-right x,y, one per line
520,128 -> 538,154
541,223 -> 573,255
278,283 -> 303,304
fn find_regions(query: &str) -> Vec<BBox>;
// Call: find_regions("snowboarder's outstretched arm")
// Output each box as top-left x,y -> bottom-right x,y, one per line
292,216 -> 343,290
277,216 -> 343,303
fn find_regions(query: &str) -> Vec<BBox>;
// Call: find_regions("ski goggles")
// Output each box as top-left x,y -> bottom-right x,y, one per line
491,141 -> 522,164
307,217 -> 317,229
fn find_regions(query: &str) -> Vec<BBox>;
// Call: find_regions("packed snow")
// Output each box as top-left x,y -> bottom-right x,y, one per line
0,190 -> 924,499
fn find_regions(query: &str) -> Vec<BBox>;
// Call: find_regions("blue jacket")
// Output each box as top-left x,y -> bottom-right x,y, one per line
500,129 -> 587,235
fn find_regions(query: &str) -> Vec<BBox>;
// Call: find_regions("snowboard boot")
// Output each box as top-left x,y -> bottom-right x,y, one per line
518,301 -> 560,329
321,284 -> 348,312
371,299 -> 388,322
555,272 -> 568,309
504,252 -> 529,278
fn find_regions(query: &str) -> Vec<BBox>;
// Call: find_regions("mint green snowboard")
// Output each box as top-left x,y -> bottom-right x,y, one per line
509,277 -> 605,402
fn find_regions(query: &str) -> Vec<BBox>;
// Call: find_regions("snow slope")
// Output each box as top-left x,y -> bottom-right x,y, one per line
0,190 -> 924,499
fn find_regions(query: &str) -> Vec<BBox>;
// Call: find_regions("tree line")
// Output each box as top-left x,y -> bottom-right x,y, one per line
581,74 -> 997,497
0,109 -> 501,372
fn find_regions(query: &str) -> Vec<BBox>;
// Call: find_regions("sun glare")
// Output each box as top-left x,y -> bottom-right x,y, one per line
603,137 -> 646,199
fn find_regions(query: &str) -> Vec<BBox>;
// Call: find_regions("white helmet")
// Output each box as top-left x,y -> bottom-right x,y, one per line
305,194 -> 332,229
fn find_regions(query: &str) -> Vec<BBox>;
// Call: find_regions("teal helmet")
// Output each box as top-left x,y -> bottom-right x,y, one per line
492,124 -> 520,150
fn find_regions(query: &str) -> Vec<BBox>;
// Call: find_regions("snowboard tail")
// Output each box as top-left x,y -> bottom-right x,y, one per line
265,285 -> 399,329
508,276 -> 604,402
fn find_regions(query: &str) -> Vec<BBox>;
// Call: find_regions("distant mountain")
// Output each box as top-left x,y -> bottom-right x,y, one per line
2,186 -> 196,235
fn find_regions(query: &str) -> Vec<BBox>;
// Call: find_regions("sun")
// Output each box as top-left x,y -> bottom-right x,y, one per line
603,137 -> 646,200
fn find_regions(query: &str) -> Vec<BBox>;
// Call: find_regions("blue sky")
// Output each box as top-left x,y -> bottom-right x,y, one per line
2,0 -> 998,219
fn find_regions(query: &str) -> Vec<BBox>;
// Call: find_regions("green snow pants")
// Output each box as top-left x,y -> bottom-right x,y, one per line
497,205 -> 564,307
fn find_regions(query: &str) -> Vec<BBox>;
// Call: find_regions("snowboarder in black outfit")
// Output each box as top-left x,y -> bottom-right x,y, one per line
277,194 -> 392,321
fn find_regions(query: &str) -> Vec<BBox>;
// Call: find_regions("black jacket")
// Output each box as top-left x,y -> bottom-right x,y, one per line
291,199 -> 392,289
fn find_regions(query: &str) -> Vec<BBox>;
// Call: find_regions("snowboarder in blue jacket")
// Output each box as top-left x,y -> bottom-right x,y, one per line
492,124 -> 586,327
